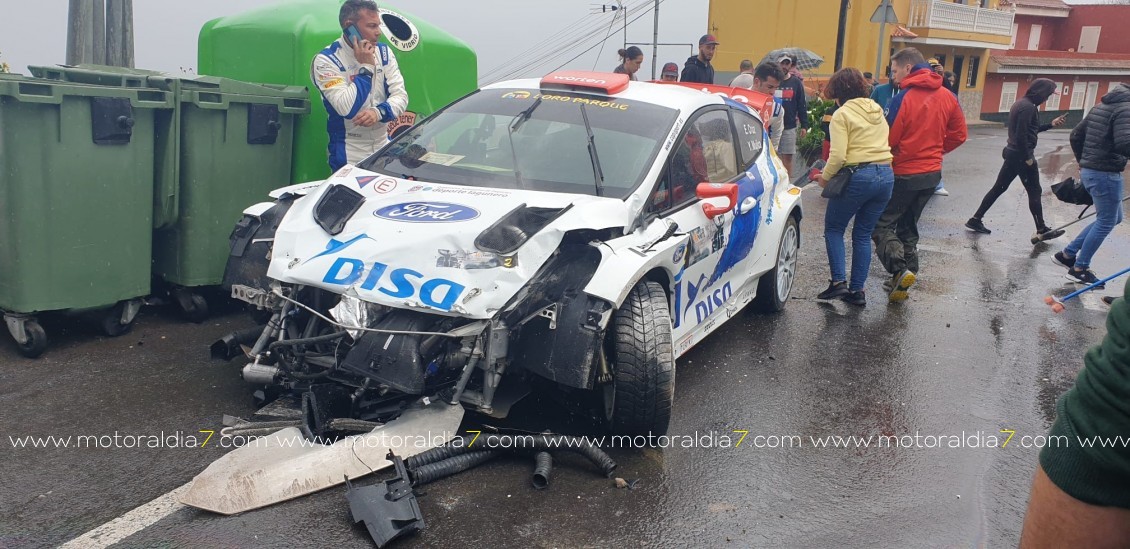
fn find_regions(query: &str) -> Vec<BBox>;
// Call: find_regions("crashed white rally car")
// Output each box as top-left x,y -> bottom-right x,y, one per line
197,71 -> 802,512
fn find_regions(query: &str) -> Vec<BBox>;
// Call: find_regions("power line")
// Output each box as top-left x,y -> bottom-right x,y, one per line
542,0 -> 665,77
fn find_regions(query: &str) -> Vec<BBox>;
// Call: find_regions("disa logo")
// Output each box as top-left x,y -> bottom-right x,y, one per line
502,91 -> 532,99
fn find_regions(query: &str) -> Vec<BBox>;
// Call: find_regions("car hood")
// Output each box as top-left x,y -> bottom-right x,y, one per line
267,167 -> 630,319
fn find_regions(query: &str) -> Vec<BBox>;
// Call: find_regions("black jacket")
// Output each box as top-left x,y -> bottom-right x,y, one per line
778,75 -> 808,130
1005,78 -> 1057,161
1070,84 -> 1130,173
680,56 -> 714,85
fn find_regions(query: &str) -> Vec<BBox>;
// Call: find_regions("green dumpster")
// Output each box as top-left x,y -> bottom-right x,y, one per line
198,0 -> 477,183
0,73 -> 174,357
28,65 -> 311,320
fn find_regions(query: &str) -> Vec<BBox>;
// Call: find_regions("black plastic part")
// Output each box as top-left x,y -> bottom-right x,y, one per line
339,311 -> 431,394
531,451 -> 552,490
313,184 -> 365,236
210,325 -> 266,361
405,436 -> 475,470
91,97 -> 134,145
508,244 -> 607,389
477,434 -> 617,477
222,199 -> 293,293
345,451 -> 425,548
410,450 -> 499,487
300,384 -> 353,440
247,104 -> 282,145
474,204 -> 570,254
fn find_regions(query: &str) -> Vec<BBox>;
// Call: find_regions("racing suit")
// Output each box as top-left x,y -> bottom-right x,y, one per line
311,38 -> 409,172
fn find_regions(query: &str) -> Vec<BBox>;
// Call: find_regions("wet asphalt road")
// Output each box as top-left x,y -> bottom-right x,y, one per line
2,126 -> 1128,548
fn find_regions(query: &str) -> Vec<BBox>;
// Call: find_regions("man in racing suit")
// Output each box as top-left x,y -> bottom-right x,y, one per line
311,0 -> 409,172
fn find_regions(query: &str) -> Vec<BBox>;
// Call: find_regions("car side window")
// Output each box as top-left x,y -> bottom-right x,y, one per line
650,109 -> 739,213
732,109 -> 765,169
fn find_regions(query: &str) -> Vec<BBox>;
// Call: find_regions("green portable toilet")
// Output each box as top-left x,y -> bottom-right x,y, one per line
198,0 -> 478,184
0,73 -> 175,357
27,64 -> 311,322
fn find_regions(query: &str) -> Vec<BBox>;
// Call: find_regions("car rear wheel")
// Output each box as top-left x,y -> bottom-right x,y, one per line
753,215 -> 798,313
603,280 -> 675,437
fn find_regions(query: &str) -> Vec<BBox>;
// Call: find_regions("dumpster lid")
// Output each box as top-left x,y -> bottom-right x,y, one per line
28,64 -> 307,99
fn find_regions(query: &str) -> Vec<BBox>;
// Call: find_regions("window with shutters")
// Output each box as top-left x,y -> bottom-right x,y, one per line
999,82 -> 1018,112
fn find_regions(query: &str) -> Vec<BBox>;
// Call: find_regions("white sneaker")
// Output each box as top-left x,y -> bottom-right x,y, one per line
934,186 -> 950,196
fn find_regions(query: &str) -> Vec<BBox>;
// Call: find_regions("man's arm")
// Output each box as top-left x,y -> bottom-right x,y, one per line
311,53 -> 372,119
1014,103 -> 1037,161
770,108 -> 784,150
942,96 -> 968,154
794,80 -> 808,129
376,48 -> 409,123
1019,466 -> 1130,548
1111,107 -> 1130,157
1069,120 -> 1086,161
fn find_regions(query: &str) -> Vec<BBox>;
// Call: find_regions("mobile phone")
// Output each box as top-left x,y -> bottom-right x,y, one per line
344,24 -> 363,46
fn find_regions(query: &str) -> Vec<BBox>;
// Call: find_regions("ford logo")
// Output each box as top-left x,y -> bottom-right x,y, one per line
373,202 -> 480,223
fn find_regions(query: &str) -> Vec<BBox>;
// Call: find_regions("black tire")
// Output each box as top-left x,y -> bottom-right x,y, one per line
181,294 -> 209,323
603,280 -> 675,437
16,321 -> 48,358
100,302 -> 135,337
753,215 -> 799,313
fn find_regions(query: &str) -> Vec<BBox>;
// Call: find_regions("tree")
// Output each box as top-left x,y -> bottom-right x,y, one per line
0,51 -> 10,74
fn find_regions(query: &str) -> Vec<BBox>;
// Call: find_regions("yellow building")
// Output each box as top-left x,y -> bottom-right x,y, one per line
707,0 -> 1015,121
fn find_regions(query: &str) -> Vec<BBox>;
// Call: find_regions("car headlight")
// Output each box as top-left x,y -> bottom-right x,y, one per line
475,204 -> 571,254
313,184 -> 366,236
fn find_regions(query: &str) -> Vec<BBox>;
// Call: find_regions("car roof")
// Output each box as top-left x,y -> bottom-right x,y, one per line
481,77 -> 738,118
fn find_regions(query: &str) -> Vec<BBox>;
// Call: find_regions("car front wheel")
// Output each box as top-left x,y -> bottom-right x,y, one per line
753,214 -> 798,312
603,280 -> 675,437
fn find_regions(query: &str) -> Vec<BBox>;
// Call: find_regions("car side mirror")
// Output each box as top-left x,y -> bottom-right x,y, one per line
696,182 -> 738,219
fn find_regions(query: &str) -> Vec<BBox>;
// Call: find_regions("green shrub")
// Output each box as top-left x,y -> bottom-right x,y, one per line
798,97 -> 835,162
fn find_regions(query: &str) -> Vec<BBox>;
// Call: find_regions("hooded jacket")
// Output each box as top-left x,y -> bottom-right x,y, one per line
1005,78 -> 1058,161
680,55 -> 715,85
885,65 -> 967,177
821,98 -> 893,180
1069,84 -> 1130,173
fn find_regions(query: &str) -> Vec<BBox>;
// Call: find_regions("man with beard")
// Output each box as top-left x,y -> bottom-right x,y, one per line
680,34 -> 718,85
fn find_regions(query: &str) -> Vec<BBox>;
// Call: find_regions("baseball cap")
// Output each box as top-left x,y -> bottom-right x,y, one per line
778,55 -> 795,64
928,58 -> 942,67
661,62 -> 679,77
699,34 -> 720,46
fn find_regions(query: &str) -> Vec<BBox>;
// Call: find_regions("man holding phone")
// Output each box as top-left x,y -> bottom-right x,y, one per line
311,0 -> 409,172
965,78 -> 1066,237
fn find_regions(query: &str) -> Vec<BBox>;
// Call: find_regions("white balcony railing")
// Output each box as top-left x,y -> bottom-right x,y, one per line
908,0 -> 1014,37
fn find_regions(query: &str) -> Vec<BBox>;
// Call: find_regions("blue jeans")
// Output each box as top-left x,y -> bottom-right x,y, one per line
825,164 -> 895,291
1064,168 -> 1124,269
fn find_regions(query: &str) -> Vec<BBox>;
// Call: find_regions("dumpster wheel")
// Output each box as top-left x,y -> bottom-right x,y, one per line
99,300 -> 140,337
179,293 -> 209,324
16,320 -> 48,359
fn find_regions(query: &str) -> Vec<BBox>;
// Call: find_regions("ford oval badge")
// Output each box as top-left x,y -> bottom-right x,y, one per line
373,202 -> 480,223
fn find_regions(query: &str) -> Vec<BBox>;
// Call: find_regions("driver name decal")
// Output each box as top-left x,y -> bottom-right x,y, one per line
373,202 -> 480,223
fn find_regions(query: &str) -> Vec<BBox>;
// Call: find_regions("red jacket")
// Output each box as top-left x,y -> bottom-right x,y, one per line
886,67 -> 967,176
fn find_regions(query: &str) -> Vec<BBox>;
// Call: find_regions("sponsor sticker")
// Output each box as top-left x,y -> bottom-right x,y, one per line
673,243 -> 687,264
436,249 -> 517,270
323,77 -> 346,89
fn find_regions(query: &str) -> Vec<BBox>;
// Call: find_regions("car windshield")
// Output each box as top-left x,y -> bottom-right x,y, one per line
359,88 -> 678,199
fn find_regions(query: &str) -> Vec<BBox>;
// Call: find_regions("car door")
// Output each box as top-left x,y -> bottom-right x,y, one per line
647,108 -> 743,356
728,105 -> 783,284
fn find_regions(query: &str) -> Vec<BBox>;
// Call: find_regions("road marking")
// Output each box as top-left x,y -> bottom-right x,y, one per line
60,482 -> 190,548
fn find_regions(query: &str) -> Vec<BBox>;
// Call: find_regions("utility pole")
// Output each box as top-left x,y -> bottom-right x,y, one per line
106,0 -> 134,68
871,0 -> 898,82
834,0 -> 850,72
66,0 -> 94,65
651,0 -> 659,80
93,0 -> 106,64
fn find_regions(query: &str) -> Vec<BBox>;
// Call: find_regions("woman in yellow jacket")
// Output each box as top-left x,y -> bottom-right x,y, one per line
816,68 -> 894,307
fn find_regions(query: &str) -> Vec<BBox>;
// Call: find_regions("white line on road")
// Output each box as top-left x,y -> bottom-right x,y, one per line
60,482 -> 190,548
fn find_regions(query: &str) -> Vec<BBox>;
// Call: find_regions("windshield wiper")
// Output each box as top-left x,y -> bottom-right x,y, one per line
506,97 -> 542,189
578,103 -> 605,197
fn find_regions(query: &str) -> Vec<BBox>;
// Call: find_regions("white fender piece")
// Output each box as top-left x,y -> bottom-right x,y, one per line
180,399 -> 463,515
